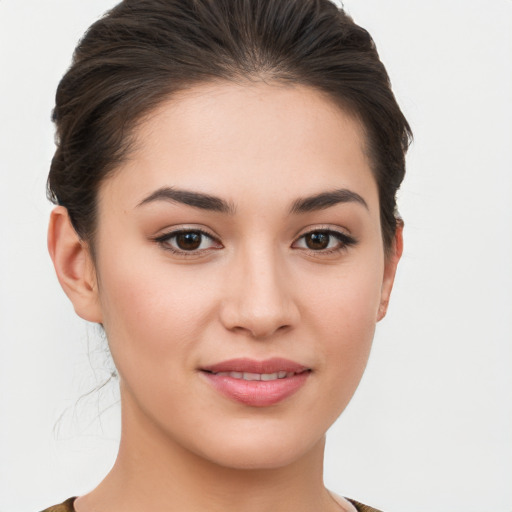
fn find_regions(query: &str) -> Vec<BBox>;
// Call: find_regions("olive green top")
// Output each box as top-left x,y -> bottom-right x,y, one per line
40,496 -> 383,512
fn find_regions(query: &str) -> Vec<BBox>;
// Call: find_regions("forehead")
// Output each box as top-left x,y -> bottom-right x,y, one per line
100,81 -> 378,214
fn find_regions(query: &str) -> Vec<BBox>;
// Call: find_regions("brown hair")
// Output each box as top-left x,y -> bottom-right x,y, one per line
47,0 -> 412,252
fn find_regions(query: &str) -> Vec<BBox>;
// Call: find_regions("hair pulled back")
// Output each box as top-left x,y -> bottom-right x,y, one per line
48,0 -> 412,252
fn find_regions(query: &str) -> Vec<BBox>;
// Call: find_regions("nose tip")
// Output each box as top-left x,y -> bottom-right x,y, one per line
221,301 -> 296,339
219,259 -> 299,339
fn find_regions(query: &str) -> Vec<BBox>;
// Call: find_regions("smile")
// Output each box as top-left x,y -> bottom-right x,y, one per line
209,371 -> 301,381
201,358 -> 311,407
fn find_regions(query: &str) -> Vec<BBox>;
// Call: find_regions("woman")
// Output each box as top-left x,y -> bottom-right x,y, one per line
42,0 -> 411,510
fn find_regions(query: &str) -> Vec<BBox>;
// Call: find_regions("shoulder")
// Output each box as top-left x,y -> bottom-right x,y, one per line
346,498 -> 385,512
41,495 -> 384,512
39,497 -> 76,512
330,491 -> 384,512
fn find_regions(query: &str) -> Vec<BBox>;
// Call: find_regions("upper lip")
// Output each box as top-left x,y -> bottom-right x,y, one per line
201,358 -> 309,374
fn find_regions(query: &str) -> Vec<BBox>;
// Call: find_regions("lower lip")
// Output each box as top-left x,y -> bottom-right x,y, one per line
202,371 -> 310,407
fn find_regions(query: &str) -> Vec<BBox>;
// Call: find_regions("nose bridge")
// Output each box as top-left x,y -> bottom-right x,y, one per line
221,240 -> 298,338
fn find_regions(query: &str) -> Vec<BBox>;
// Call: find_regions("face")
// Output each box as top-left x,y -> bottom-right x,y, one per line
83,82 -> 399,469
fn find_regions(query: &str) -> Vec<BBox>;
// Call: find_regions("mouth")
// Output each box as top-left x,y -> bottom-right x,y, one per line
200,358 -> 312,407
204,370 -> 306,381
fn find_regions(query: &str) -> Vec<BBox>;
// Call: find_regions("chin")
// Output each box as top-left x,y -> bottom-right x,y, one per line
190,425 -> 324,471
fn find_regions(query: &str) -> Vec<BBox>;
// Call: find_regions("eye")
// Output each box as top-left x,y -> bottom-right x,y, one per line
154,229 -> 222,254
292,229 -> 356,253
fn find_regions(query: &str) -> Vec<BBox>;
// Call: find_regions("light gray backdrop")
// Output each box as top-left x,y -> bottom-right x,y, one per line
0,1 -> 511,511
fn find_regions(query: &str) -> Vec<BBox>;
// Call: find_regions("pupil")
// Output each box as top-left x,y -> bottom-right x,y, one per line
306,232 -> 329,250
177,232 -> 202,250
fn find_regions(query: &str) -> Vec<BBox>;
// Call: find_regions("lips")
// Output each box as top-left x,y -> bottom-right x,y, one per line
200,358 -> 311,407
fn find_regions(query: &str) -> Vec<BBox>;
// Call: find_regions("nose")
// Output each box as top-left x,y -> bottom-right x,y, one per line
219,247 -> 300,339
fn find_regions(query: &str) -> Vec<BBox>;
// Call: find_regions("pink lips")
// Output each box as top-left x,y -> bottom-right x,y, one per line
201,358 -> 311,407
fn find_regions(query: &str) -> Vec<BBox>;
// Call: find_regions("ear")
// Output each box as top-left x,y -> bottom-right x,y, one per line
377,220 -> 404,322
47,206 -> 103,323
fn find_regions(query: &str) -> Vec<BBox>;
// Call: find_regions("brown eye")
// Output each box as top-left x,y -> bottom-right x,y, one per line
292,229 -> 357,253
175,232 -> 202,250
155,229 -> 221,254
304,232 -> 330,250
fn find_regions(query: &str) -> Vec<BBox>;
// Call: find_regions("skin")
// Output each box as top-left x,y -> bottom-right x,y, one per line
48,82 -> 402,512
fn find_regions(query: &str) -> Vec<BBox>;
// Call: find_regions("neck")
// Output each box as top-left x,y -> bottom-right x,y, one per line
76,389 -> 341,512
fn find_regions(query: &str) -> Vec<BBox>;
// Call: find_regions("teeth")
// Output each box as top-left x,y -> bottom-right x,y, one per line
243,372 -> 261,381
214,371 -> 296,381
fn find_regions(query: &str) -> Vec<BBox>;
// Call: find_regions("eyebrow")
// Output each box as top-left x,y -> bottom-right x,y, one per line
290,188 -> 369,214
137,186 -> 368,215
137,187 -> 236,214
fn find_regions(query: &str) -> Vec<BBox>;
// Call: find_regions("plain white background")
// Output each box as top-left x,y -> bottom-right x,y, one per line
0,1 -> 511,511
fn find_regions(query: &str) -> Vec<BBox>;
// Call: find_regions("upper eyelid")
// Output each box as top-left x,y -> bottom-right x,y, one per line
292,224 -> 353,240
292,227 -> 358,250
152,225 -> 354,244
154,229 -> 222,256
152,229 -> 222,253
154,225 -> 220,241
294,230 -> 355,244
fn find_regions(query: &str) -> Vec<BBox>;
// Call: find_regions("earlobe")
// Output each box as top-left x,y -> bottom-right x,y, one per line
377,221 -> 404,322
47,206 -> 103,323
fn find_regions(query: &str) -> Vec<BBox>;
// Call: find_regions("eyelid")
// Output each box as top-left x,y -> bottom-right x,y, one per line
292,224 -> 354,240
152,225 -> 223,256
291,225 -> 357,253
150,224 -> 356,257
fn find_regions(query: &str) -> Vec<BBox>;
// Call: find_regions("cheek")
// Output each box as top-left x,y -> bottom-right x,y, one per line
301,253 -> 383,341
299,255 -> 384,405
95,246 -> 220,372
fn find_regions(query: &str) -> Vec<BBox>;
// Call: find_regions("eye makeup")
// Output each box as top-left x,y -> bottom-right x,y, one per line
292,228 -> 357,256
151,223 -> 357,260
152,226 -> 223,257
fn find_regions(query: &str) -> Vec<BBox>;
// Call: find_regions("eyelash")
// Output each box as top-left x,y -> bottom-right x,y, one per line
153,228 -> 222,257
292,229 -> 357,255
153,227 -> 357,257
